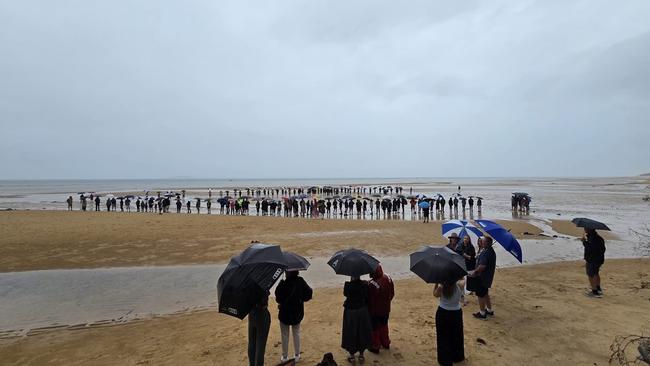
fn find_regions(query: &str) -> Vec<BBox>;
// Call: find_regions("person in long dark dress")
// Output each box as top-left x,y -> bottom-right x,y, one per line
433,281 -> 465,366
341,276 -> 372,364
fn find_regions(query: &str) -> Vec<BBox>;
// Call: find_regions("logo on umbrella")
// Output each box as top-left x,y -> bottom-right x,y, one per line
272,268 -> 283,280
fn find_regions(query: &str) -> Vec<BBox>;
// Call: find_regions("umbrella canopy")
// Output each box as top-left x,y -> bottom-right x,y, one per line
295,193 -> 309,199
105,194 -> 115,199
327,248 -> 379,277
441,220 -> 484,244
571,218 -> 611,231
370,193 -> 382,198
382,195 -> 392,200
217,197 -> 229,204
406,195 -> 417,199
475,220 -> 523,263
283,251 -> 311,271
217,244 -> 287,319
418,201 -> 430,209
341,195 -> 354,200
410,246 -> 467,284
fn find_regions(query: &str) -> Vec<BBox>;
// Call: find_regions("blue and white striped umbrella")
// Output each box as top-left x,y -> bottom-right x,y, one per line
441,220 -> 484,244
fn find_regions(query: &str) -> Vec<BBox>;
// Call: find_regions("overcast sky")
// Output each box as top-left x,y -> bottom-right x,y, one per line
1,1 -> 649,179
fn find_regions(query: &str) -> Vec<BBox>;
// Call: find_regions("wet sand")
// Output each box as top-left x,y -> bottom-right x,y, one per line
0,211 -> 544,272
1,259 -> 648,366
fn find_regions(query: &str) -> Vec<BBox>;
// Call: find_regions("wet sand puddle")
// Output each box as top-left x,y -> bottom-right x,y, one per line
0,237 -> 646,338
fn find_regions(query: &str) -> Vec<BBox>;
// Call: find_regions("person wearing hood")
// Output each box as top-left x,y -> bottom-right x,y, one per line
275,271 -> 313,363
367,265 -> 395,354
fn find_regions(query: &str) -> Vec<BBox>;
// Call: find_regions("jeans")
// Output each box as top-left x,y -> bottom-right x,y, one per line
280,322 -> 301,359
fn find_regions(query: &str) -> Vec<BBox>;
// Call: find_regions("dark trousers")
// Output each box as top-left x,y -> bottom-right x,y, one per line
248,307 -> 271,366
435,307 -> 464,366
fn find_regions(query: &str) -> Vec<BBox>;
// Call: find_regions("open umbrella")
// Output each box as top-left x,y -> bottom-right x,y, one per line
418,201 -> 430,209
410,246 -> 467,283
382,195 -> 392,200
327,248 -> 379,277
571,218 -> 611,231
341,195 -> 354,200
217,244 -> 287,319
406,195 -> 417,199
370,193 -> 382,198
283,251 -> 310,271
475,220 -> 523,263
442,220 -> 483,243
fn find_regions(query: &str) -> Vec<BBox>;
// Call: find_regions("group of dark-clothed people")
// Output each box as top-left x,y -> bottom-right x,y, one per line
247,270 -> 313,366
341,264 -> 395,364
244,237 -> 498,366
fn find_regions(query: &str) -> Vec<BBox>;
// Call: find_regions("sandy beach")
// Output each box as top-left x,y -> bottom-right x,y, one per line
0,211 -> 544,272
1,259 -> 648,365
0,200 -> 647,365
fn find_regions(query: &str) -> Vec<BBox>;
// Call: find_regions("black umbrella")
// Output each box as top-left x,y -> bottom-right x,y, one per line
328,248 -> 379,277
217,244 -> 287,319
283,251 -> 310,271
571,217 -> 611,231
410,246 -> 467,284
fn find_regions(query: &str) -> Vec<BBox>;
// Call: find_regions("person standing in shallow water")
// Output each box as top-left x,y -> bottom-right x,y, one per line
66,196 -> 73,211
275,271 -> 313,363
341,276 -> 372,364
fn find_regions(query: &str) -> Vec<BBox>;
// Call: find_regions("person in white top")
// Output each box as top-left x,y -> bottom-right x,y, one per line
433,281 -> 465,366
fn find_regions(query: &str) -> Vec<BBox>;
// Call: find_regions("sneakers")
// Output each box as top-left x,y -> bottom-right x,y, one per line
473,312 -> 488,320
486,310 -> 495,317
585,290 -> 602,298
294,354 -> 301,363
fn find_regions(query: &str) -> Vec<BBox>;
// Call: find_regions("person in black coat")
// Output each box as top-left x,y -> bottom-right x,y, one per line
275,271 -> 313,362
582,228 -> 606,297
341,276 -> 372,364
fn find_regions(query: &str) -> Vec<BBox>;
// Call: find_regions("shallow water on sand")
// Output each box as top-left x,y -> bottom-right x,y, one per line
1,237 -> 645,334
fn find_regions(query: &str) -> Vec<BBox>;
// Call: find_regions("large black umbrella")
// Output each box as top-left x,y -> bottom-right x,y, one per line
283,251 -> 311,271
410,246 -> 467,284
217,244 -> 287,319
328,248 -> 379,277
571,217 -> 611,231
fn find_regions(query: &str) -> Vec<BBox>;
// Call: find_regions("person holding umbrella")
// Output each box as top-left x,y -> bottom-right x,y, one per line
275,253 -> 313,363
249,289 -> 272,366
470,237 -> 496,320
217,243 -> 288,366
342,275 -> 372,363
582,227 -> 606,298
328,249 -> 377,364
410,246 -> 467,366
433,280 -> 465,366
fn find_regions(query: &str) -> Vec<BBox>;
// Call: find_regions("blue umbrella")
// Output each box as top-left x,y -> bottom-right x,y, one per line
441,220 -> 483,244
418,201 -> 430,209
475,220 -> 523,263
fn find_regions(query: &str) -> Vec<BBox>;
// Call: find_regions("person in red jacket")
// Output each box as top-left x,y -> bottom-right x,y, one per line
367,264 -> 395,353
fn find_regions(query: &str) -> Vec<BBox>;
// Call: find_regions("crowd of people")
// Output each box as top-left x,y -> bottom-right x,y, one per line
245,234 -> 501,366
66,185 -> 485,223
511,192 -> 531,213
